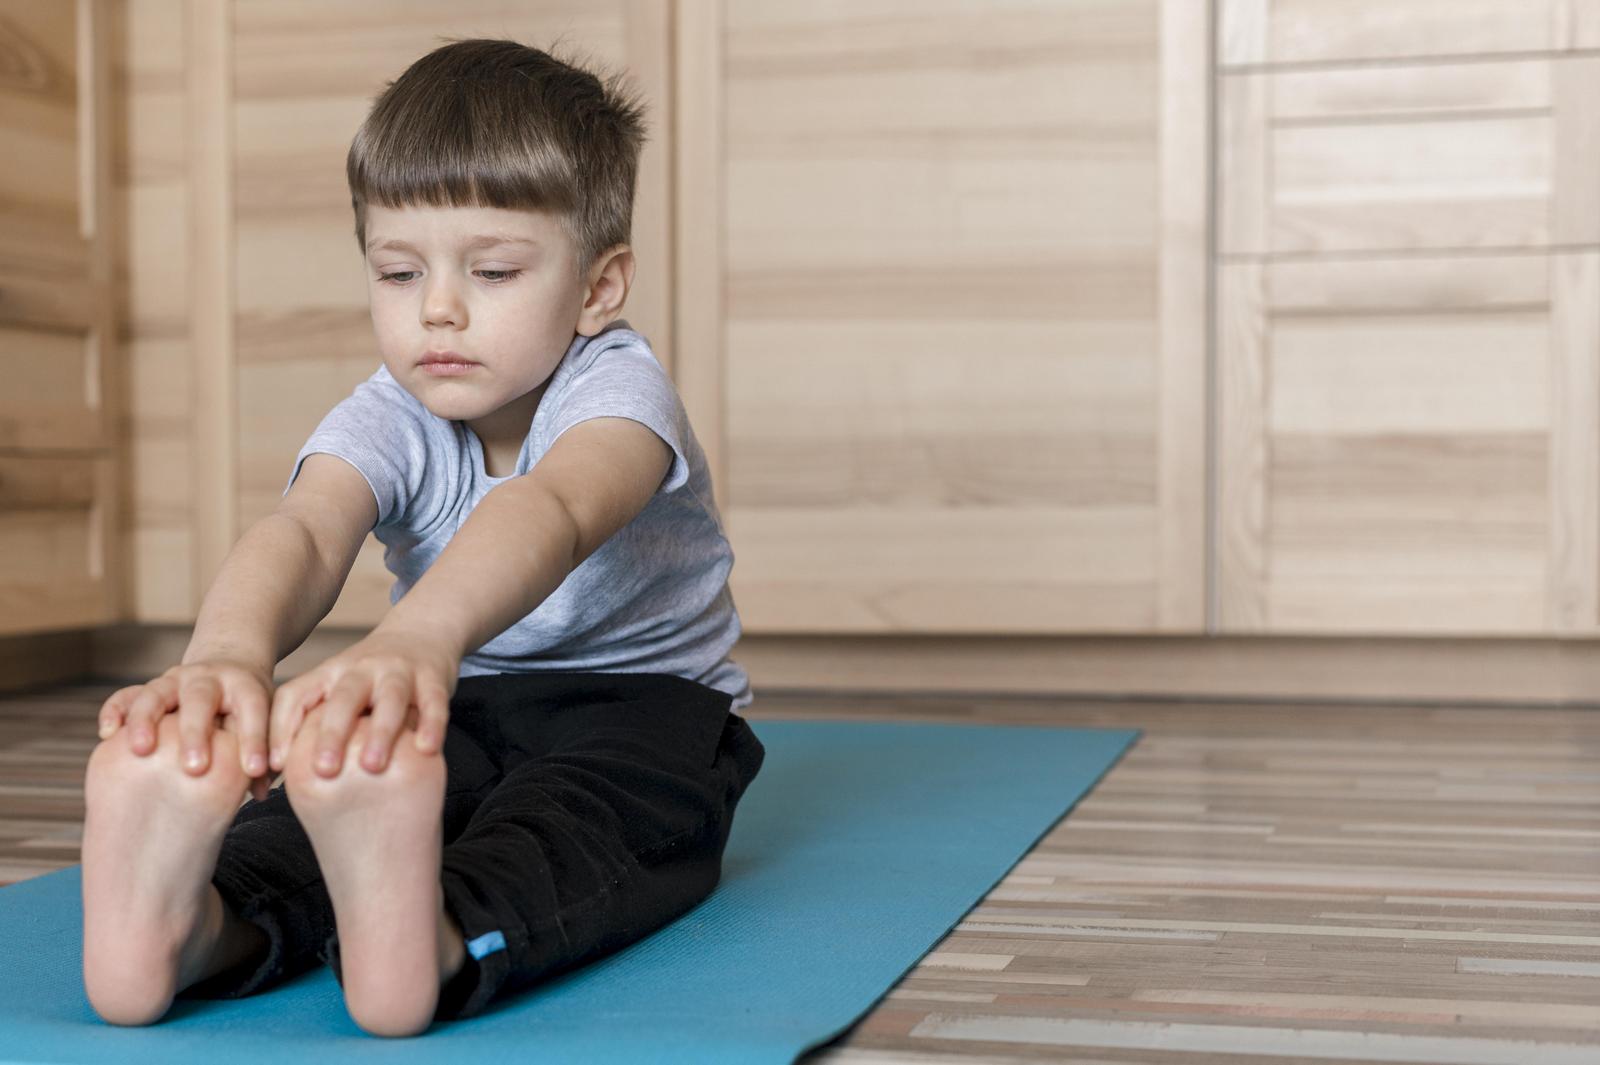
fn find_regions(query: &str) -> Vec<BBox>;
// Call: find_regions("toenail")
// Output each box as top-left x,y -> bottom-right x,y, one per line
317,751 -> 337,770
185,750 -> 204,770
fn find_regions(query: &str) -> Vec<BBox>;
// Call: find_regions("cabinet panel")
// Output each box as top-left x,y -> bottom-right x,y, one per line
0,1 -> 77,225
697,0 -> 1207,634
0,325 -> 100,450
1218,253 -> 1600,633
0,456 -> 116,635
0,0 -> 120,634
1221,56 -> 1600,256
1221,0 -> 1600,67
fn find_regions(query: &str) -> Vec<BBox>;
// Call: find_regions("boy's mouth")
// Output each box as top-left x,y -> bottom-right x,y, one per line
420,352 -> 480,377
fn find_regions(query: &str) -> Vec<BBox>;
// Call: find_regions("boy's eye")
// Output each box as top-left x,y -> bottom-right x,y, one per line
374,269 -> 522,284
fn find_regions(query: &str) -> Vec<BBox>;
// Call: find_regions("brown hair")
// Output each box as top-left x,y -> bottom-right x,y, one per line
346,37 -> 647,278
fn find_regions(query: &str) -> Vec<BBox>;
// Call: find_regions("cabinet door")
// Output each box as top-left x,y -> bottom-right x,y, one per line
0,0 -> 120,636
1220,56 -> 1600,256
1218,254 -> 1600,633
679,0 -> 1208,634
1216,45 -> 1600,634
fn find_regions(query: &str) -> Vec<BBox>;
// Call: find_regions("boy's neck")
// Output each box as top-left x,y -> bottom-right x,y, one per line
466,380 -> 549,477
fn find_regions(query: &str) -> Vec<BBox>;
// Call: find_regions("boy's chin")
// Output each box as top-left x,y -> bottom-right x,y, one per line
399,384 -> 486,421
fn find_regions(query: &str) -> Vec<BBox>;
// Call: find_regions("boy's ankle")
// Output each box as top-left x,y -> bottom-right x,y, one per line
178,886 -> 266,992
437,905 -> 467,984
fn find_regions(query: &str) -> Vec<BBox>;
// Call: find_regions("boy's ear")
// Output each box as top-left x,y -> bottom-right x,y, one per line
577,244 -> 635,335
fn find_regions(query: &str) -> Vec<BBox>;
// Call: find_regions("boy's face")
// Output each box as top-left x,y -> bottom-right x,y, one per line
362,203 -> 595,430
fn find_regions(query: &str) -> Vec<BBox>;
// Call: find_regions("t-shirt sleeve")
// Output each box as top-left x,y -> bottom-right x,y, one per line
541,340 -> 692,495
281,369 -> 428,528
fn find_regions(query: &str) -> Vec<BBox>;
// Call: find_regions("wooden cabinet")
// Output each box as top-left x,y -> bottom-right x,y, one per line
19,0 -> 1600,654
108,0 -> 1208,640
0,0 -> 122,637
678,0 -> 1209,634
1216,0 -> 1600,634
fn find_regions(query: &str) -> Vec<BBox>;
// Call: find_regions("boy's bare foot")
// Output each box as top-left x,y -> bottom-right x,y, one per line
82,715 -> 249,1025
284,707 -> 452,1037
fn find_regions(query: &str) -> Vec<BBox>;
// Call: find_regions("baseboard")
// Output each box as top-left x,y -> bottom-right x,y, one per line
729,635 -> 1600,707
48,624 -> 1600,707
0,631 -> 94,695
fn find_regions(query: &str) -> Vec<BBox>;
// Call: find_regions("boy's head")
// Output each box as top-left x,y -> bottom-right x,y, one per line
347,39 -> 648,428
347,37 -> 647,282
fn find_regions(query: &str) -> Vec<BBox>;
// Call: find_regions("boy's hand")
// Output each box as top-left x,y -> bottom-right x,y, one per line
96,660 -> 277,803
267,626 -> 457,778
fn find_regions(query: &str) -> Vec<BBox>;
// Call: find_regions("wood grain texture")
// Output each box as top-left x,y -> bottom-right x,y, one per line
186,0 -> 234,613
1212,247 -> 1600,636
2,678 -> 1595,1062
1157,0 -> 1209,631
1219,0 -> 1600,68
115,0 -> 198,622
709,0 -> 1209,634
0,0 -> 120,638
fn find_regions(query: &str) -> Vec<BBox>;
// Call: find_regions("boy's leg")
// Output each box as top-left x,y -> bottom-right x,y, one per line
279,705 -> 451,1036
373,671 -> 766,1023
81,714 -> 258,1025
181,708 -> 503,1004
176,775 -> 335,1000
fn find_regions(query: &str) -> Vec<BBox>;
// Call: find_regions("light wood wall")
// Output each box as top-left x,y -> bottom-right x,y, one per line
679,0 -> 1209,634
1217,0 -> 1600,634
115,0 -> 1208,638
0,0 -> 121,638
19,0 -> 1600,698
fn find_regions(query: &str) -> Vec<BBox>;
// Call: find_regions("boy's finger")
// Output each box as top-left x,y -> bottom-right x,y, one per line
126,679 -> 173,757
175,675 -> 220,774
97,686 -> 137,740
360,675 -> 410,773
268,682 -> 311,772
414,683 -> 451,754
314,676 -> 368,777
230,681 -> 270,779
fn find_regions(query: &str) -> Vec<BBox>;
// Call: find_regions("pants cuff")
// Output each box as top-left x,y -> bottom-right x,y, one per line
177,880 -> 288,1000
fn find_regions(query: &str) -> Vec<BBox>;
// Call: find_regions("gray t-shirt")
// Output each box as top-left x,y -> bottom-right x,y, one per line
281,319 -> 752,712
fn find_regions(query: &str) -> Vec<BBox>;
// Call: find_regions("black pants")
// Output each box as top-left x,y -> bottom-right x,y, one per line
181,671 -> 765,1022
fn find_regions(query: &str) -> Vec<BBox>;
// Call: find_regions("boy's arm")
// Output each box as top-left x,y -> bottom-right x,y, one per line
377,416 -> 672,661
265,417 -> 670,776
184,452 -> 377,676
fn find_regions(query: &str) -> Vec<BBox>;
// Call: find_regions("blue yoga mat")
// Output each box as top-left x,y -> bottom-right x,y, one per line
0,718 -> 1138,1064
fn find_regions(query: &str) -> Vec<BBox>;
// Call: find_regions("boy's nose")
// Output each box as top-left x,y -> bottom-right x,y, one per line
421,284 -> 466,327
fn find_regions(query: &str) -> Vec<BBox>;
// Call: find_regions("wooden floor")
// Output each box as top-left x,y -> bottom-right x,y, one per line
2,679 -> 1597,1064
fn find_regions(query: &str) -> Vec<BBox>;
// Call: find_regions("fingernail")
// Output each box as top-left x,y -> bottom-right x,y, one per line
98,722 -> 113,739
185,749 -> 205,771
134,728 -> 150,749
363,746 -> 383,770
317,751 -> 337,771
246,753 -> 264,775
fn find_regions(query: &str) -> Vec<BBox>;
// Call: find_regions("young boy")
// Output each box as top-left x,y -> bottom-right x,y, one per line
79,38 -> 762,1038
